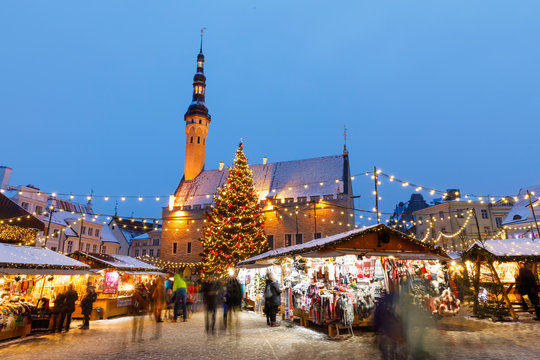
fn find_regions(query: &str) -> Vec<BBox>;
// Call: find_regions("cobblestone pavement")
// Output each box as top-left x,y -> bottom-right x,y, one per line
1,311 -> 539,360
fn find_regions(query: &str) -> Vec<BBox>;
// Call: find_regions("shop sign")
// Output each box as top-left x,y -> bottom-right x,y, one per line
103,271 -> 119,294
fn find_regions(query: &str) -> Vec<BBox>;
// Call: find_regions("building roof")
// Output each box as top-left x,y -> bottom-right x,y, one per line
100,224 -> 120,244
174,154 -> 350,207
70,252 -> 161,272
466,238 -> 540,258
0,192 -> 44,230
502,185 -> 540,226
0,243 -> 90,273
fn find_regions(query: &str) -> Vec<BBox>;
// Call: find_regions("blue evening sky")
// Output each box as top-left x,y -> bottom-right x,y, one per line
1,1 -> 539,223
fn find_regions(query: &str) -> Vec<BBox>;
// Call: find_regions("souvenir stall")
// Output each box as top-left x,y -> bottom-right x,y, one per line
464,239 -> 540,321
239,224 -> 451,337
69,252 -> 166,319
0,243 -> 90,340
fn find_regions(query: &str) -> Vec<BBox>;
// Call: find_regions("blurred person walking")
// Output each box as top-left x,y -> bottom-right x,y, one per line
132,282 -> 150,342
51,287 -> 65,332
187,280 -> 199,317
59,284 -> 78,332
151,277 -> 166,323
224,274 -> 242,333
172,273 -> 188,322
79,286 -> 97,330
516,262 -> 540,320
264,272 -> 281,327
202,274 -> 220,334
374,292 -> 406,360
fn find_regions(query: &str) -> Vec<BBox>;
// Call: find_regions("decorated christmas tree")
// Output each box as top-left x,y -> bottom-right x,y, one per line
200,142 -> 268,278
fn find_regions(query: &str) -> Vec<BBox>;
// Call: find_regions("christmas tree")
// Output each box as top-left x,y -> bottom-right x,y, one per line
200,142 -> 268,278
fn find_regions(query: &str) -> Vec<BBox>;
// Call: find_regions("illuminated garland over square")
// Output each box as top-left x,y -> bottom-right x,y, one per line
0,223 -> 38,246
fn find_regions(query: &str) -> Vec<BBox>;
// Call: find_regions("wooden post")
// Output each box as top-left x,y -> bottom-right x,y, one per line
473,255 -> 481,316
487,260 -> 518,321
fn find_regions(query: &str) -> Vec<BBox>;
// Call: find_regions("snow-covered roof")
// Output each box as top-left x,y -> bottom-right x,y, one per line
467,239 -> 540,257
100,224 -> 120,244
175,155 -> 349,207
72,252 -> 161,271
239,224 -> 448,266
0,243 -> 90,270
502,185 -> 540,226
132,233 -> 150,241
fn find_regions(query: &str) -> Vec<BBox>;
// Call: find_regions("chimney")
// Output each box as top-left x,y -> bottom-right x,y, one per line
0,166 -> 12,189
263,157 -> 268,165
219,162 -> 225,171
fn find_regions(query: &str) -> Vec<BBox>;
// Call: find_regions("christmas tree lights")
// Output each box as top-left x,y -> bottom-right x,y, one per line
200,142 -> 268,278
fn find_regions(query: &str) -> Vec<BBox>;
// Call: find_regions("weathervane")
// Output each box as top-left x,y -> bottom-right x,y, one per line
343,125 -> 348,152
200,27 -> 207,52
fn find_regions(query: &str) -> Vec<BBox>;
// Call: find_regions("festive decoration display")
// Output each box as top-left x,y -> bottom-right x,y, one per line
0,224 -> 38,246
136,255 -> 201,271
200,142 -> 268,277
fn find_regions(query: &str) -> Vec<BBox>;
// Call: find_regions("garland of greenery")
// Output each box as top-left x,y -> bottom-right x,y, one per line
0,223 -> 38,246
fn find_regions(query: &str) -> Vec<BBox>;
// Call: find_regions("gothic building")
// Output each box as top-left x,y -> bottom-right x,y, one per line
160,43 -> 355,264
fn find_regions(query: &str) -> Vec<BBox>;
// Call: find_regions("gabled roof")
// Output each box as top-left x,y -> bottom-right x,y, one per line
0,192 -> 44,230
174,154 -> 350,207
465,239 -> 540,259
502,185 -> 540,226
70,252 -> 161,272
239,224 -> 448,267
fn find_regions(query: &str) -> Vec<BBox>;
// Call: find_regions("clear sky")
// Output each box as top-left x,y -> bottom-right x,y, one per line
1,1 -> 539,223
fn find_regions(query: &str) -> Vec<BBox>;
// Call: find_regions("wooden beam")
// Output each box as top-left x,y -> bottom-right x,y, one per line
487,260 -> 518,322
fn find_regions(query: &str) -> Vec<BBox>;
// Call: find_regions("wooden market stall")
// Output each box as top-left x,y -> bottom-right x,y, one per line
239,224 -> 451,337
69,252 -> 166,320
0,243 -> 90,340
463,239 -> 540,321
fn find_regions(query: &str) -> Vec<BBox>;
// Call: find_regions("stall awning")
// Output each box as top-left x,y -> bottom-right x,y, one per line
0,268 -> 91,275
239,224 -> 449,267
464,238 -> 540,259
122,271 -> 167,276
69,252 -> 163,272
0,243 -> 91,274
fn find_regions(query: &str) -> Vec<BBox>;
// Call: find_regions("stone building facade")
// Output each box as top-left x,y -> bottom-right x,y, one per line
160,44 -> 356,264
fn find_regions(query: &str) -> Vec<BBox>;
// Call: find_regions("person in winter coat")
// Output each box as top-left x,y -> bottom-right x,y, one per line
79,286 -> 97,330
51,288 -> 66,332
201,275 -> 220,334
516,262 -> 540,319
59,284 -> 78,332
151,277 -> 166,323
264,272 -> 282,327
172,274 -> 188,322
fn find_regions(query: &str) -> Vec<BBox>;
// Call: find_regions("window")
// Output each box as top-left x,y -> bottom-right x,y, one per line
187,242 -> 192,254
153,238 -> 160,246
149,249 -> 154,257
95,229 -> 100,237
197,136 -> 200,144
267,235 -> 274,250
285,198 -> 294,204
441,227 -> 446,233
135,249 -> 139,257
193,205 -> 201,210
142,249 -> 146,256
323,195 -> 334,201
481,209 -> 489,219
102,246 -> 107,254
310,196 -> 320,202
484,226 -> 491,235
199,119 -> 202,124
513,215 -> 522,220
495,217 -> 503,228
173,242 -> 178,254
457,210 -> 464,219
419,231 -> 424,238
53,229 -> 59,238
21,202 -> 29,210
273,198 -> 282,205
439,211 -> 444,220
35,205 -> 43,214
81,226 -> 86,235
92,244 -> 97,253
314,232 -> 322,239
88,228 -> 93,236
295,234 -> 303,245
51,247 -> 56,251
67,241 -> 73,253
418,216 -> 423,221
157,249 -> 160,258
297,197 -> 307,203
285,234 -> 292,247
462,228 -> 467,236
190,136 -> 193,143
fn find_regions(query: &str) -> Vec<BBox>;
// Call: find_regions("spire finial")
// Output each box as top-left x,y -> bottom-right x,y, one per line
200,27 -> 206,53
343,125 -> 348,152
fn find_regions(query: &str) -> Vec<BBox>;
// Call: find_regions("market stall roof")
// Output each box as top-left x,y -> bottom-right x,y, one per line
0,243 -> 90,275
0,192 -> 44,230
239,224 -> 449,267
70,252 -> 163,272
464,239 -> 540,260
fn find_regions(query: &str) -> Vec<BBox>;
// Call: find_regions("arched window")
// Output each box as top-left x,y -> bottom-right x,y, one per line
190,136 -> 193,143
513,214 -> 522,220
199,120 -> 202,124
198,136 -> 200,144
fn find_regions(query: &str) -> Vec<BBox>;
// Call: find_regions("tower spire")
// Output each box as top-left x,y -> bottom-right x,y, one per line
200,27 -> 206,54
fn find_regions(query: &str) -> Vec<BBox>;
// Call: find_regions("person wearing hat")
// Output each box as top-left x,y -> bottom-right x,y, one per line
79,286 -> 97,330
